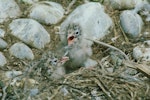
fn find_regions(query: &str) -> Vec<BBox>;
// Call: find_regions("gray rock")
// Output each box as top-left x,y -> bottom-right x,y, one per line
0,29 -> 5,38
109,0 -> 148,10
29,1 -> 64,25
0,38 -> 8,49
9,42 -> 34,60
135,3 -> 150,22
0,0 -> 21,23
133,45 -> 150,61
144,40 -> 150,46
120,10 -> 143,38
60,87 -> 69,96
0,52 -> 7,67
60,2 -> 113,46
9,18 -> 50,49
30,88 -> 39,96
5,70 -> 22,78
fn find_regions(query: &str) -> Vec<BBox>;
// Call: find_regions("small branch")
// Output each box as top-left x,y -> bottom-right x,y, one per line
2,86 -> 7,100
49,86 -> 62,100
71,88 -> 90,99
93,78 -> 113,100
118,20 -> 129,43
86,38 -> 129,60
123,60 -> 150,78
65,0 -> 77,14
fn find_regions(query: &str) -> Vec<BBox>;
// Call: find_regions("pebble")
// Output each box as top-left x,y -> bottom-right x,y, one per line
144,40 -> 150,46
0,38 -> 8,49
29,1 -> 65,25
0,29 -> 5,38
109,0 -> 148,10
133,45 -> 150,61
5,70 -> 22,78
30,88 -> 39,96
9,18 -> 50,49
60,87 -> 69,96
120,10 -> 143,38
0,0 -> 21,23
136,3 -> 150,21
9,42 -> 34,60
0,52 -> 7,67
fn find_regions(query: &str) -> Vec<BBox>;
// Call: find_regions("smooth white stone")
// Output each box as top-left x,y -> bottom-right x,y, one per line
5,70 -> 22,78
0,38 -> 8,49
0,0 -> 21,23
0,29 -> 5,38
133,45 -> 150,61
120,10 -> 143,38
109,0 -> 148,10
9,18 -> 50,49
9,42 -> 34,60
0,52 -> 7,67
29,1 -> 65,25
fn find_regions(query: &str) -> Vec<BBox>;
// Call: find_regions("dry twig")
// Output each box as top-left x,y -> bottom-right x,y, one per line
86,38 -> 129,60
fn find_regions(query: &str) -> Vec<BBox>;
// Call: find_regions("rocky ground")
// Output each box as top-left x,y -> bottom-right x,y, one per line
0,0 -> 150,100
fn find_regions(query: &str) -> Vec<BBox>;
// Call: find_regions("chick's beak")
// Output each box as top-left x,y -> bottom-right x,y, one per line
67,34 -> 75,46
60,56 -> 69,64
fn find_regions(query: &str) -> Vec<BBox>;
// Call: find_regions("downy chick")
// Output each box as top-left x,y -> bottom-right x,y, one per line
63,23 -> 93,72
40,50 -> 69,79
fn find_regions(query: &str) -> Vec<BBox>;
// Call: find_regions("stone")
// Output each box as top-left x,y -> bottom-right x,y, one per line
9,42 -> 34,60
0,29 -> 5,38
30,88 -> 39,96
109,0 -> 148,10
9,18 -> 50,49
0,38 -> 8,49
5,70 -> 22,78
144,40 -> 150,46
29,1 -> 64,25
0,52 -> 7,67
135,3 -> 150,22
133,45 -> 150,61
120,10 -> 143,38
0,0 -> 21,23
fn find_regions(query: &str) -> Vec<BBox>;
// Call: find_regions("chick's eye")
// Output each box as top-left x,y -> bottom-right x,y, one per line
54,59 -> 57,62
76,31 -> 79,34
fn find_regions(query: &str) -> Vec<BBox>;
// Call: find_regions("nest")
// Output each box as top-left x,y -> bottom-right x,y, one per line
1,54 -> 150,100
35,57 -> 150,100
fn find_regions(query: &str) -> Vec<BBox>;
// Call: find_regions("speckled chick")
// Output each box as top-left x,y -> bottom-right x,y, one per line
39,50 -> 69,79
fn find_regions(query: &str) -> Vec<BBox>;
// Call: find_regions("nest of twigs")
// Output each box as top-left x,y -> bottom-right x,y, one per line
35,56 -> 150,100
1,54 -> 150,100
